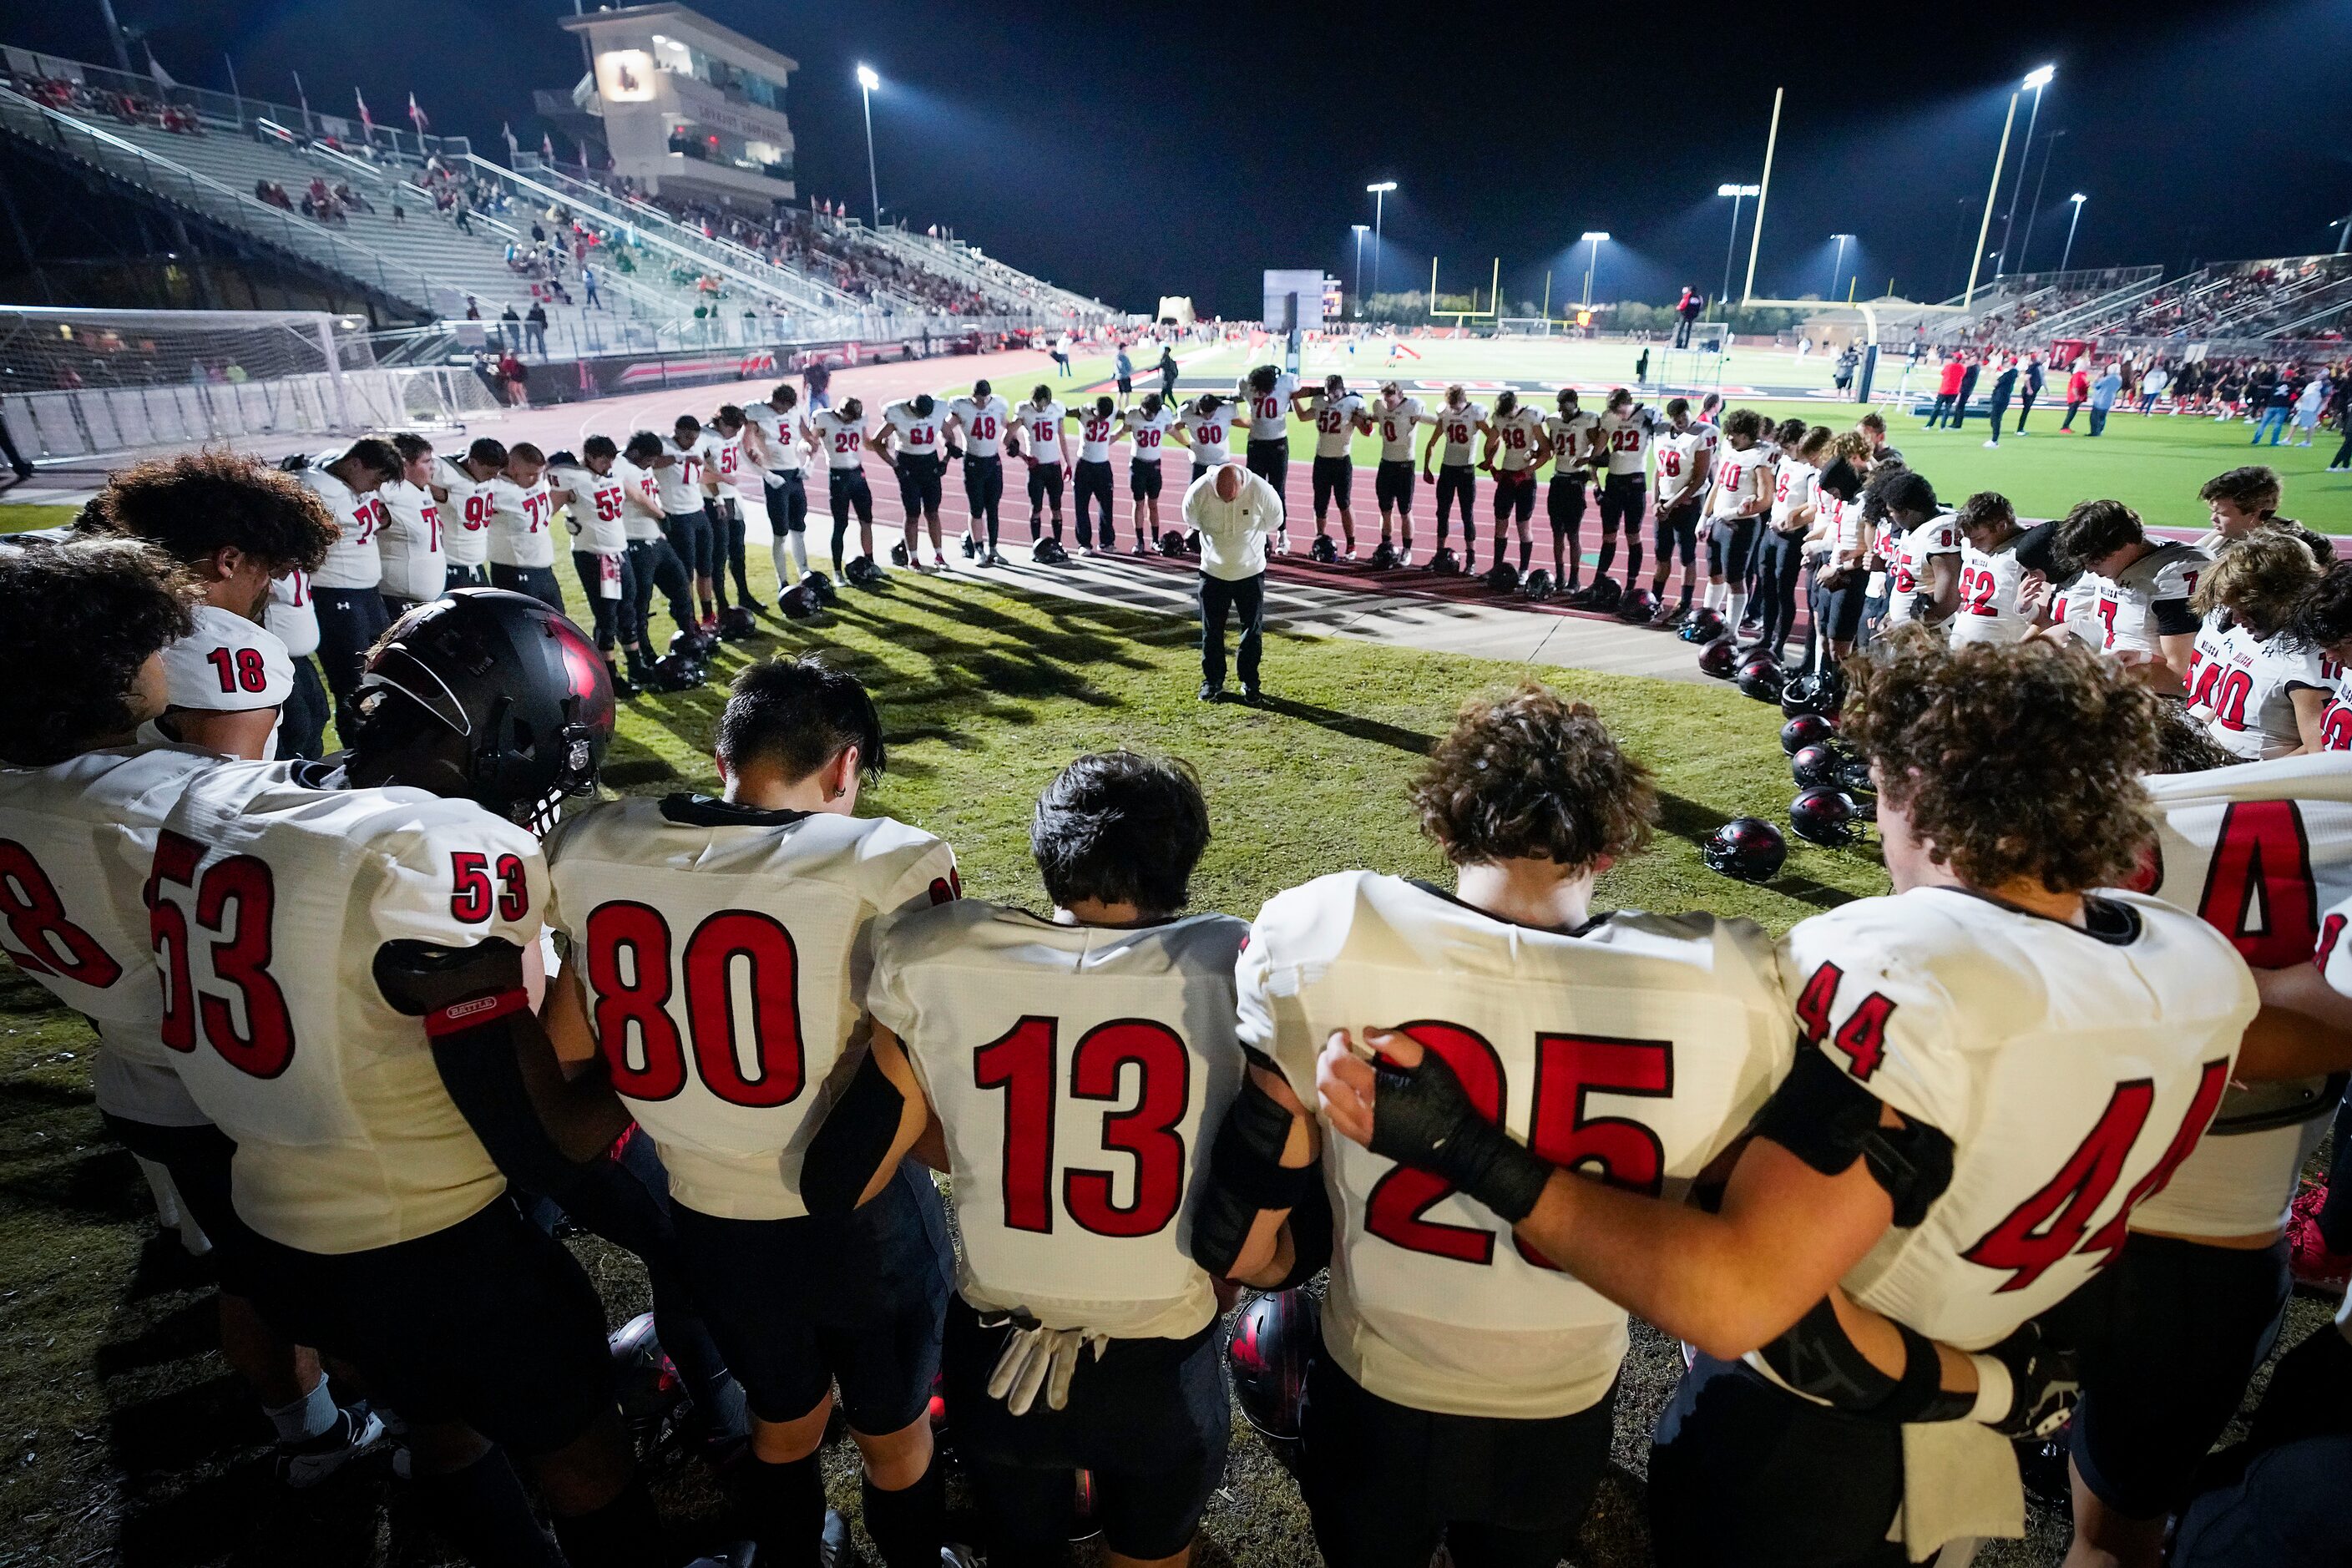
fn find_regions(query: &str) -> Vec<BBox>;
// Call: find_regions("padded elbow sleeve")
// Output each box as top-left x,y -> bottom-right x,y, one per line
801,1050 -> 910,1217
428,1025 -> 597,1197
1270,1176 -> 1333,1291
1753,1050 -> 1953,1227
1189,1074 -> 1315,1278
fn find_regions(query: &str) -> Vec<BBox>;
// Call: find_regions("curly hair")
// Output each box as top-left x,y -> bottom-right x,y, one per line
2189,526 -> 2320,636
1954,490 -> 2016,535
2198,465 -> 2282,514
1409,683 -> 1657,868
0,536 -> 195,766
2284,560 -> 2352,655
83,448 -> 336,574
1773,417 -> 1808,448
2053,498 -> 2146,573
1724,408 -> 1765,441
1844,627 -> 2162,893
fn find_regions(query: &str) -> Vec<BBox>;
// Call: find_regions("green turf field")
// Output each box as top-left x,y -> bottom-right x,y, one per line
0,501 -> 75,533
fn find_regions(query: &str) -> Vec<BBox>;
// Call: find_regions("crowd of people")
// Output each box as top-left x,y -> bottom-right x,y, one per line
7,65 -> 202,134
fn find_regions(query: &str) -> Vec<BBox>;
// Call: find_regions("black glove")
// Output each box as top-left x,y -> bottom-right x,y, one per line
373,936 -> 526,1017
1366,1043 -> 1552,1223
1975,1321 -> 2079,1439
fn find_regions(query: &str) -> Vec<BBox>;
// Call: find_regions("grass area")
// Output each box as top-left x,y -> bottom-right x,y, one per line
0,502 -> 78,534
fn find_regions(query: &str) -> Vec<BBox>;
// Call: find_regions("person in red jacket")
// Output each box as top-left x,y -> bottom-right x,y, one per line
1926,353 -> 1967,428
2061,362 -> 2093,432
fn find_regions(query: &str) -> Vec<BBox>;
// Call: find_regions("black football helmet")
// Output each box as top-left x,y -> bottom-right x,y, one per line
1702,817 -> 1788,883
1520,567 -> 1555,599
1781,665 -> 1846,719
1228,1287 -> 1318,1467
1308,534 -> 1339,564
348,589 -> 613,831
668,626 -> 714,661
1791,741 -> 1845,788
716,604 -> 758,642
845,554 -> 887,586
1790,786 -> 1862,847
1616,586 -> 1657,623
777,581 -> 822,620
1368,539 -> 1399,570
609,1311 -> 688,1454
1031,536 -> 1070,564
1736,655 -> 1786,703
802,569 -> 838,605
889,541 -> 911,568
1679,606 -> 1728,644
1484,559 -> 1520,594
1425,545 -> 1461,575
1160,529 -> 1188,557
644,651 -> 706,692
1581,575 -> 1623,612
1697,636 -> 1741,680
1780,712 -> 1837,755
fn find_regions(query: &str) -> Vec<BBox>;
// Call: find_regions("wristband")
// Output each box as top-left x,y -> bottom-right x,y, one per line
1966,1353 -> 2016,1426
422,986 -> 531,1039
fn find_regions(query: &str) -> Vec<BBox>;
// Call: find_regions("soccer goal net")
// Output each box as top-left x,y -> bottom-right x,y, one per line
0,305 -> 498,463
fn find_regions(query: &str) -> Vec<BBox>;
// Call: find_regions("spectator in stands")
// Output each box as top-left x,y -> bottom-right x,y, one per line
499,304 -> 522,352
2253,377 -> 2296,445
498,350 -> 528,409
391,200 -> 405,225
524,301 -> 549,358
583,263 -> 600,310
2061,361 -> 2092,431
2088,362 -> 2124,437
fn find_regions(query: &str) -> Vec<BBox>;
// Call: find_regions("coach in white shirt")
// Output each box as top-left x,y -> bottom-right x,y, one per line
1183,463 -> 1282,702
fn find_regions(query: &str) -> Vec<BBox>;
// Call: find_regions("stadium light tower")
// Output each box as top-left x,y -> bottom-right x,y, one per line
856,63 -> 882,228
1367,181 -> 1397,301
1995,65 -> 2055,278
1352,225 -> 1370,316
2061,193 -> 2087,271
1580,231 -> 1610,309
1828,234 -> 1855,301
1717,185 -> 1759,309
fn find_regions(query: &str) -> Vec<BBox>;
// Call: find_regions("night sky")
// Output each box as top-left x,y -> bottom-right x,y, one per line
16,0 -> 2352,317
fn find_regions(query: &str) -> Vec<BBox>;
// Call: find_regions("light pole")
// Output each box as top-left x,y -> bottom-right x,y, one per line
2061,193 -> 2087,271
1995,64 -> 2054,277
1828,233 -> 1854,302
1351,224 -> 1369,316
1366,181 -> 1396,303
1581,231 -> 1610,309
1962,82 -> 2021,307
2020,127 -> 2068,273
1717,184 -> 1758,309
855,64 -> 881,228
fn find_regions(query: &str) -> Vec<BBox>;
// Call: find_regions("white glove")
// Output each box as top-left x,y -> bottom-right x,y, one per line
984,1318 -> 1110,1416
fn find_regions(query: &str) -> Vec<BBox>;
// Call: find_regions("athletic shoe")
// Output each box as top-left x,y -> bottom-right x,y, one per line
1239,684 -> 1262,706
961,536 -> 978,559
1983,439 -> 2000,448
2289,1181 -> 2352,1295
1198,682 -> 1223,702
930,554 -> 949,572
277,1405 -> 390,1489
2016,1429 -> 2073,1511
820,1509 -> 852,1568
1651,601 -> 1686,628
981,549 -> 1003,568
736,595 -> 765,613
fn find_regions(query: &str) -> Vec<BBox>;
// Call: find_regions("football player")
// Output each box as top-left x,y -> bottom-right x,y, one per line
1803,436 -> 1869,661
1750,425 -> 1828,663
1372,382 -> 1429,565
429,436 -> 506,592
809,397 -> 880,574
1298,374 -> 1371,556
80,451 -> 336,761
1070,395 -> 1120,552
2285,563 -> 2352,750
1174,394 -> 1236,485
1479,390 -> 1552,576
541,658 -> 959,1568
706,407 -> 761,613
296,437 -> 401,738
486,442 -> 564,612
2195,464 -> 2332,564
1877,470 -> 1960,633
1565,387 -> 1656,607
1542,388 -> 1599,591
1223,684 -> 1793,1567
2181,531 -> 2329,759
1322,633 -> 2262,1566
657,414 -> 719,630
1419,386 -> 1486,573
946,380 -> 1010,564
1646,397 -> 1713,624
376,433 -> 447,619
1009,386 -> 1071,544
744,384 -> 813,585
266,568 -> 328,761
545,438 -> 642,696
1702,410 -> 1771,625
0,535 -> 385,1490
2051,499 -> 2210,692
146,590 -> 661,1568
1116,392 -> 1178,554
1950,491 -> 2039,646
806,751 -> 1275,1568
1241,363 -> 1298,546
615,432 -> 705,675
873,394 -> 952,571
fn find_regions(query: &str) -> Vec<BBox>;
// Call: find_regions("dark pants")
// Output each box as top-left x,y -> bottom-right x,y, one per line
711,498 -> 751,606
1926,393 -> 1955,427
276,656 -> 330,760
1753,529 -> 1806,660
1985,397 -> 2010,443
311,583 -> 392,738
626,535 -> 696,653
1198,571 -> 1264,691
963,455 -> 1004,549
765,471 -> 809,539
2016,392 -> 2037,430
2090,406 -> 2111,437
1246,439 -> 1288,531
1073,458 -> 1115,548
827,468 -> 874,564
1434,466 -> 1476,550
489,564 -> 565,613
2061,398 -> 2084,429
1597,473 -> 1646,586
571,549 -> 640,651
2332,428 -> 2352,471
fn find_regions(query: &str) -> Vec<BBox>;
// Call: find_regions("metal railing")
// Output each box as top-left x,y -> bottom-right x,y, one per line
0,83 -> 454,315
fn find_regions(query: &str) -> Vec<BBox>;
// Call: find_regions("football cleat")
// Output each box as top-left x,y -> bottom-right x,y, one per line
1780,712 -> 1837,755
1702,817 -> 1788,883
1308,534 -> 1339,564
1424,546 -> 1461,575
961,534 -> 979,559
716,604 -> 758,642
1484,559 -> 1520,594
2289,1181 -> 2352,1295
1790,786 -> 1863,847
1367,539 -> 1399,570
1736,655 -> 1786,704
1697,636 -> 1742,680
1520,567 -> 1555,599
1651,599 -> 1687,628
276,1404 -> 391,1489
890,541 -> 912,568
1791,741 -> 1847,789
844,555 -> 887,587
1679,606 -> 1728,644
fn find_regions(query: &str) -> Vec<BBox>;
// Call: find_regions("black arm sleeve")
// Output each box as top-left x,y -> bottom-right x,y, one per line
429,1019 -> 602,1197
1268,1176 -> 1333,1291
1751,1049 -> 1954,1228
801,1049 -> 914,1217
2152,598 -> 2201,637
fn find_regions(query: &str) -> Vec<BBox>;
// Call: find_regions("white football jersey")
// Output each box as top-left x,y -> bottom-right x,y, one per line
1307,392 -> 1367,460
743,402 -> 807,473
1778,888 -> 2254,1350
1178,405 -> 1234,465
434,459 -> 493,568
707,428 -> 752,497
1242,373 -> 1298,441
611,458 -> 666,543
2186,620 -> 2327,761
1884,515 -> 1963,626
301,459 -> 387,591
2056,578 -> 2106,649
0,747 -> 220,1126
809,410 -> 870,472
1122,406 -> 1176,462
883,401 -> 950,461
1019,402 -> 1068,467
948,394 -> 1009,458
2088,541 -> 2211,659
152,760 -> 548,1252
1488,405 -> 1545,473
868,903 -> 1247,1339
1653,425 -> 1705,500
1596,407 -> 1657,477
2128,754 -> 2352,1235
266,570 -> 318,658
1951,537 -> 2033,645
142,604 -> 291,756
544,796 -> 958,1221
1071,407 -> 1117,465
376,478 -> 448,602
1543,410 -> 1598,475
1243,873 -> 1793,1419
655,435 -> 711,513
486,476 -> 556,569
1708,445 -> 1771,521
551,464 -> 627,556
1430,402 -> 1486,468
2321,667 -> 2352,753
1768,460 -> 1818,530
1376,397 -> 1428,463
